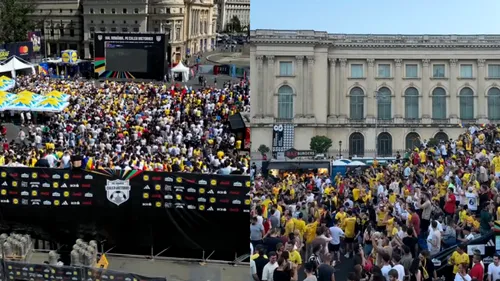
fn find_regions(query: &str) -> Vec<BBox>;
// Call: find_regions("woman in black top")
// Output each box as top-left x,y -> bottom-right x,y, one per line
274,256 -> 294,281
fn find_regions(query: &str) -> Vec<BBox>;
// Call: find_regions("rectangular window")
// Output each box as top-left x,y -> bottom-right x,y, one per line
488,64 -> 500,78
133,27 -> 139,32
111,8 -> 116,14
351,64 -> 363,78
99,27 -> 105,32
405,64 -> 418,78
134,8 -> 139,14
123,8 -> 127,14
111,27 -> 117,32
100,9 -> 104,14
460,64 -> 473,78
279,61 -> 293,76
378,64 -> 391,78
122,27 -> 128,32
433,64 -> 445,78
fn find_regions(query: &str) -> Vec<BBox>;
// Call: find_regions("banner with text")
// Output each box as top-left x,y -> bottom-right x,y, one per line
0,168 -> 250,213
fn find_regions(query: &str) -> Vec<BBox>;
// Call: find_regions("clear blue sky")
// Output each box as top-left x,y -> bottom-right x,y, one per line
250,0 -> 500,34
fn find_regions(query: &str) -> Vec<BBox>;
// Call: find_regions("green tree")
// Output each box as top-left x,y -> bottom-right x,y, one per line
257,144 -> 270,156
310,136 -> 333,154
426,138 -> 439,148
229,16 -> 241,33
0,0 -> 36,43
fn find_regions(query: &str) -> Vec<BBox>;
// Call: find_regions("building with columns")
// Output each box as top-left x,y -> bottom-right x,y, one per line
184,0 -> 217,57
215,0 -> 250,32
250,29 -> 500,157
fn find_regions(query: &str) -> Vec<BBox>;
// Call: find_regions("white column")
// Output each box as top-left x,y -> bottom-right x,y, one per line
449,59 -> 458,118
256,55 -> 264,117
366,59 -> 375,118
328,58 -> 336,117
307,55 -> 315,117
302,56 -> 309,116
266,55 -> 275,116
422,59 -> 431,120
477,59 -> 486,119
338,58 -> 348,118
295,56 -> 304,117
394,59 -> 403,119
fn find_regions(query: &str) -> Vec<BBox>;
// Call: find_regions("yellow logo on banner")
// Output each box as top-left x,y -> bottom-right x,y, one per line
176,177 -> 182,183
143,175 -> 149,181
155,202 -> 161,207
53,182 -> 59,188
246,181 -> 251,188
12,181 -> 17,187
1,172 -> 6,178
176,194 -> 181,200
13,198 -> 18,205
63,191 -> 69,197
209,197 -> 216,203
63,173 -> 70,180
155,184 -> 161,191
245,199 -> 251,205
199,205 -> 205,211
210,179 -> 217,186
32,173 -> 37,179
97,254 -> 109,269
32,191 -> 37,197
1,189 -> 6,195
54,200 -> 60,206
199,188 -> 205,194
143,193 -> 149,199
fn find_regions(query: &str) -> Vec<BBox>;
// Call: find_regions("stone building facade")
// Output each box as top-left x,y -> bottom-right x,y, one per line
250,29 -> 500,157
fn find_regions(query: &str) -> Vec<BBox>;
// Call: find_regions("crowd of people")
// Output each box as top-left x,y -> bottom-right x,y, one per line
0,75 -> 251,174
250,124 -> 500,281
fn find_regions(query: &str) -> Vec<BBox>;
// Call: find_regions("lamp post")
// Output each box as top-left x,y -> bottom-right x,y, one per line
338,140 -> 342,159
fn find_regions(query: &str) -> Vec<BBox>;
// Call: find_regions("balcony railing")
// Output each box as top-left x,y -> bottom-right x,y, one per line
376,118 -> 394,124
404,118 -> 421,124
432,119 -> 450,124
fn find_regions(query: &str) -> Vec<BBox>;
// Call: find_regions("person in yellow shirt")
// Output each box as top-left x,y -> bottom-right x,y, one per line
283,213 -> 295,237
285,242 -> 302,266
304,217 -> 319,259
335,207 -> 347,229
493,151 -> 500,177
343,210 -> 358,258
293,213 -> 306,239
449,245 -> 470,274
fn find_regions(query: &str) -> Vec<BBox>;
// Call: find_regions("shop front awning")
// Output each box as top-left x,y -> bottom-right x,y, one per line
267,161 -> 331,170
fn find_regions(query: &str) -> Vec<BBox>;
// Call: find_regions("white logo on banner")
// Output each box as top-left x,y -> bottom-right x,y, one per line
105,179 -> 131,206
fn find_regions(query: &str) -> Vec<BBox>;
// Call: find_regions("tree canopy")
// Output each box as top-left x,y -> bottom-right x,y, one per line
310,135 -> 333,154
0,0 -> 36,43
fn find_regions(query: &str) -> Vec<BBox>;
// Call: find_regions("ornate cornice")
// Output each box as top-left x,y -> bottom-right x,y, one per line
250,30 -> 500,49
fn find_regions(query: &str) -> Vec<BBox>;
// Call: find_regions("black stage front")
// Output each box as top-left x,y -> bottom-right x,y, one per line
0,168 -> 249,261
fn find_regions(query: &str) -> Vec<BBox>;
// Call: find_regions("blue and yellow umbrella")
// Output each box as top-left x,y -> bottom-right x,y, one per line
5,96 -> 39,111
32,97 -> 69,112
0,76 -> 15,91
45,90 -> 70,102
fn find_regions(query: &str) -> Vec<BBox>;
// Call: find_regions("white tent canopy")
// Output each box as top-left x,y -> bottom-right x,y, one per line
170,62 -> 190,82
0,56 -> 35,78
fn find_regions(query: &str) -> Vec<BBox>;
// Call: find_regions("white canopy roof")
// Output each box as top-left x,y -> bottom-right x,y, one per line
0,56 -> 35,77
170,62 -> 190,82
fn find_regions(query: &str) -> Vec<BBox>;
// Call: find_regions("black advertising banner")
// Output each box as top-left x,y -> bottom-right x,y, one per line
5,41 -> 34,61
28,31 -> 44,56
4,261 -> 83,281
93,33 -> 169,80
0,168 -> 250,260
83,267 -> 166,281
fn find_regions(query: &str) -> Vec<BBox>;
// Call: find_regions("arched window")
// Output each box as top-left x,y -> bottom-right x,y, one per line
434,132 -> 449,143
277,85 -> 293,119
432,87 -> 447,120
459,87 -> 474,120
377,132 -> 392,156
377,87 -> 392,120
349,133 -> 364,157
404,87 -> 419,119
349,87 -> 364,120
406,132 -> 421,150
488,87 -> 500,120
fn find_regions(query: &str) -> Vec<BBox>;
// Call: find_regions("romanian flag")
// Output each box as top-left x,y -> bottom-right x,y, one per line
85,157 -> 95,170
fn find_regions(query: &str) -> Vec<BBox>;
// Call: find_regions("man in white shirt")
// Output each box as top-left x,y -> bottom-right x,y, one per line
488,255 -> 500,281
392,253 -> 406,281
262,252 -> 278,281
427,220 -> 441,256
465,187 -> 478,212
329,221 -> 344,262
